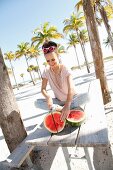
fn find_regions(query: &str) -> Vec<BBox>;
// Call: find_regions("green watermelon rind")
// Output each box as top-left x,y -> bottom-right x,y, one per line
66,110 -> 85,127
44,112 -> 65,134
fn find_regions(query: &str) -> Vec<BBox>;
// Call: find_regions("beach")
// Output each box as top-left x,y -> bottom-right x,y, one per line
0,60 -> 113,170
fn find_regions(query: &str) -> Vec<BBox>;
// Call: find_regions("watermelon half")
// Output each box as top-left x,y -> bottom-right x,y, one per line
44,112 -> 65,133
66,109 -> 85,127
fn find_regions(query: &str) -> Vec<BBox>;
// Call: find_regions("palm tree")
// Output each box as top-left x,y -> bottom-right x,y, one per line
57,44 -> 66,54
103,32 -> 113,48
43,61 -> 48,67
7,67 -> 12,75
82,0 -> 111,104
75,0 -> 113,53
20,73 -> 25,84
57,44 -> 66,63
33,66 -> 41,79
4,51 -> 19,90
27,65 -> 36,82
0,48 -> 27,152
79,29 -> 89,44
67,33 -> 81,69
15,42 -> 35,85
79,29 -> 90,68
106,0 -> 113,12
63,12 -> 90,73
95,1 -> 113,53
27,45 -> 42,79
31,22 -> 63,47
104,3 -> 113,16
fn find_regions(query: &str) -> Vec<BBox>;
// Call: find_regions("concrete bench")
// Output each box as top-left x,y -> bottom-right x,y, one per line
3,128 -> 37,169
3,79 -> 113,170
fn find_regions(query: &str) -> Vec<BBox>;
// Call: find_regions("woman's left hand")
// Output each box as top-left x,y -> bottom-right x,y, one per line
60,104 -> 70,121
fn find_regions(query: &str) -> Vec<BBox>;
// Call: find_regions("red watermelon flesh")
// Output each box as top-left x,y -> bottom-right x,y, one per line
44,112 -> 65,133
67,110 -> 85,126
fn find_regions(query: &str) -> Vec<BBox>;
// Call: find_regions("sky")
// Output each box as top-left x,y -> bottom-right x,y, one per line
0,0 -> 76,52
0,0 -> 113,84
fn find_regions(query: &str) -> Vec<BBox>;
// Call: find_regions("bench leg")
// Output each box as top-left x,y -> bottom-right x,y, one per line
62,147 -> 71,170
84,147 -> 95,170
93,145 -> 113,170
26,156 -> 34,170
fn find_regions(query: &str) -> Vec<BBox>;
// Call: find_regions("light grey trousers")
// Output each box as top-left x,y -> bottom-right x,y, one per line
52,93 -> 90,110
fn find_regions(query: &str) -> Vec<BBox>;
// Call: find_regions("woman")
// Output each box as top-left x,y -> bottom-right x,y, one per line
41,41 -> 77,121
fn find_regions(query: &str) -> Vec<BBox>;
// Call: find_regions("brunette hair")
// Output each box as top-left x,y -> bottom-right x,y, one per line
42,41 -> 57,49
42,41 -> 62,63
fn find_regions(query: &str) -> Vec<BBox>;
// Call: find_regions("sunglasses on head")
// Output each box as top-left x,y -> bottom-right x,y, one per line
42,46 -> 56,54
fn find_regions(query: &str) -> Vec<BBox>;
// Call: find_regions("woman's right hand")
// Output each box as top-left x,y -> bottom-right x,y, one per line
46,96 -> 53,109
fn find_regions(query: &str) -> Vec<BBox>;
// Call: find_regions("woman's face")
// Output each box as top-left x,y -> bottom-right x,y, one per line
45,52 -> 59,68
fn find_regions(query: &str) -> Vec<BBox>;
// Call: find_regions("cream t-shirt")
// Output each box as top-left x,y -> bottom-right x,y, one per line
42,65 -> 76,101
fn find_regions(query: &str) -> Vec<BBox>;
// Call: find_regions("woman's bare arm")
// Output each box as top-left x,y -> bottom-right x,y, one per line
61,75 -> 75,120
41,78 -> 53,109
65,75 -> 75,105
41,78 -> 49,98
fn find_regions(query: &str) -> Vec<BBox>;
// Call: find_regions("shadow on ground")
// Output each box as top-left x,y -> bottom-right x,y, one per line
34,99 -> 48,110
23,111 -> 48,122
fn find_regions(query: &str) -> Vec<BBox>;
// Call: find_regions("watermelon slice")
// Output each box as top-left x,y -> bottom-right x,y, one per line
44,112 -> 65,133
66,109 -> 85,126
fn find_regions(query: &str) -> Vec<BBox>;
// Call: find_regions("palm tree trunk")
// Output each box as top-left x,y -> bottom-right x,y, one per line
99,4 -> 113,53
0,48 -> 27,152
81,42 -> 90,71
73,45 -> 81,69
76,30 -> 90,73
22,77 -> 25,84
35,58 -> 42,79
9,60 -> 19,90
25,55 -> 35,85
83,0 -> 111,104
33,71 -> 35,80
35,67 -> 41,80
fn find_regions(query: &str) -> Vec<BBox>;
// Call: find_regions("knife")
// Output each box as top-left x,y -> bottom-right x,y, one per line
49,105 -> 58,133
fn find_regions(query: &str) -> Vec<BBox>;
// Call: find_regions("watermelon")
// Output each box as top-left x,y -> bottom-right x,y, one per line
66,109 -> 85,127
44,112 -> 65,133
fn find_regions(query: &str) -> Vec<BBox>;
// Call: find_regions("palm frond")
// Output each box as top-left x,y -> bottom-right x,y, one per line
75,0 -> 83,11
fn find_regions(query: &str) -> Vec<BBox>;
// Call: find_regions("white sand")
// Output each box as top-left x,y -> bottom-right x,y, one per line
0,60 -> 113,170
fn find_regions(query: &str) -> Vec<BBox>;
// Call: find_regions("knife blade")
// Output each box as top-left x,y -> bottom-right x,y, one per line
49,105 -> 58,134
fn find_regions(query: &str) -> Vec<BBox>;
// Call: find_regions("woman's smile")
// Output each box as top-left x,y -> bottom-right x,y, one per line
45,52 -> 59,68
